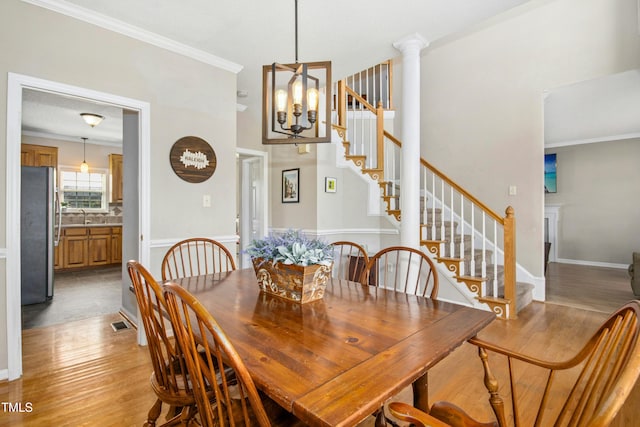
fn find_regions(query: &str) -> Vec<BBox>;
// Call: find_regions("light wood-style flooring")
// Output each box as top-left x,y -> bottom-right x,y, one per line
545,262 -> 634,313
1,263 -> 637,426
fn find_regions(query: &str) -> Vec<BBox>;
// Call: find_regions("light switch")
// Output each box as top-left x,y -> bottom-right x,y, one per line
509,185 -> 517,196
203,194 -> 211,207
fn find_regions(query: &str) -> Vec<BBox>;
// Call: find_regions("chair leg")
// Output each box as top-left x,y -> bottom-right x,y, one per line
145,398 -> 163,427
374,407 -> 400,427
160,405 -> 196,427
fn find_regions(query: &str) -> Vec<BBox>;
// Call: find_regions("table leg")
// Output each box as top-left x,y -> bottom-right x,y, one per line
412,372 -> 429,412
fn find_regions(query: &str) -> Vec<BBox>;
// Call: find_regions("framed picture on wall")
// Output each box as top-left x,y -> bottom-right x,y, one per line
325,177 -> 337,193
282,168 -> 300,203
544,153 -> 557,193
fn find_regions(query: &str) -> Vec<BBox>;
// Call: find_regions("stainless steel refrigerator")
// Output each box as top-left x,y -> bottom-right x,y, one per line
21,166 -> 60,305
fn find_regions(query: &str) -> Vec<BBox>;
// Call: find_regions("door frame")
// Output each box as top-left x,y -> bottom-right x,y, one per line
5,72 -> 151,380
236,148 -> 268,268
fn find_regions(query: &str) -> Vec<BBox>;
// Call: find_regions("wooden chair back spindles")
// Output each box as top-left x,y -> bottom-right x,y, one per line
362,246 -> 439,298
331,241 -> 369,282
126,260 -> 196,426
163,282 -> 271,427
388,300 -> 640,427
161,238 -> 236,281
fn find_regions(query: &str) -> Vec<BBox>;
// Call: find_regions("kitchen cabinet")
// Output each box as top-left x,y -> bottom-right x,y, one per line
111,227 -> 122,263
21,143 -> 58,168
88,227 -> 111,266
53,240 -> 62,270
63,228 -> 89,269
109,154 -> 123,203
56,226 -> 122,271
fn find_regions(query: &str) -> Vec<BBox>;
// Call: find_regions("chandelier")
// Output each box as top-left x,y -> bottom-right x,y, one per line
262,0 -> 331,145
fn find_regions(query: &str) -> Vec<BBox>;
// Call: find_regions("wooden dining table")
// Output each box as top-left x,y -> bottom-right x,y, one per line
172,268 -> 495,427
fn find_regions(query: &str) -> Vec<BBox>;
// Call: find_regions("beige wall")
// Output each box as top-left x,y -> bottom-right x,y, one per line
416,0 -> 640,275
545,139 -> 640,264
269,145 -> 319,230
0,0 -> 237,372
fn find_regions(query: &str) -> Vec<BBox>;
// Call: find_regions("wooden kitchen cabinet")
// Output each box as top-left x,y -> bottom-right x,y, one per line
56,226 -> 122,271
110,226 -> 122,263
53,239 -> 62,270
63,228 -> 89,269
109,154 -> 123,203
88,227 -> 111,266
21,143 -> 58,168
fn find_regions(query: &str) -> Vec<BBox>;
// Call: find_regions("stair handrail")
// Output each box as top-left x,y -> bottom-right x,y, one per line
384,132 -> 505,224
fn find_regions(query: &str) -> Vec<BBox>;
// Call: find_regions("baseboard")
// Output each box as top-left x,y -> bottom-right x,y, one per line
556,258 -> 629,270
0,369 -> 8,381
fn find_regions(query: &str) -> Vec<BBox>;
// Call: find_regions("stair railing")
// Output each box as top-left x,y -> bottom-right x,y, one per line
333,77 -> 518,318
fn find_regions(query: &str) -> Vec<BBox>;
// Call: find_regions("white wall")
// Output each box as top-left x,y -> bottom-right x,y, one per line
415,0 -> 640,275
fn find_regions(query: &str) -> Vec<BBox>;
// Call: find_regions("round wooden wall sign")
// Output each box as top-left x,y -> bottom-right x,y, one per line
169,136 -> 217,183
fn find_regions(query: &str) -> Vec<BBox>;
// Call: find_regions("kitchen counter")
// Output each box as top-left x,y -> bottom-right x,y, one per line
61,223 -> 123,228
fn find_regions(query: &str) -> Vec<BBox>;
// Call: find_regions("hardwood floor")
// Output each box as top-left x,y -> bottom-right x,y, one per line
2,264 -> 637,426
545,262 -> 634,313
0,314 -> 156,426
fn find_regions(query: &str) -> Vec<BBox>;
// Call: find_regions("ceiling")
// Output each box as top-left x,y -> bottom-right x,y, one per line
544,69 -> 640,147
22,0 -> 533,145
22,89 -> 123,146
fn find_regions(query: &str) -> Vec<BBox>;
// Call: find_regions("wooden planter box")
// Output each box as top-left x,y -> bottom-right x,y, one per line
251,258 -> 333,303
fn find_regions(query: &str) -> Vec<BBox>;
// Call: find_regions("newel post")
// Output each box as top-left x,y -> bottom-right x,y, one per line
376,101 -> 384,170
503,206 -> 516,318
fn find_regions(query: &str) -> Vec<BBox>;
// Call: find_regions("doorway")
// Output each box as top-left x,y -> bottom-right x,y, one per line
20,89 -> 125,329
236,148 -> 268,269
6,73 -> 151,380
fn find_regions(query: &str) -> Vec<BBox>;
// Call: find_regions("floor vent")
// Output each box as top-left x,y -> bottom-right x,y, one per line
111,320 -> 130,332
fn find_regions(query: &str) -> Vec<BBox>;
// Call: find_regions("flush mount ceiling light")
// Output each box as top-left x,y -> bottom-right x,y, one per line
80,137 -> 89,173
80,112 -> 105,127
262,0 -> 331,145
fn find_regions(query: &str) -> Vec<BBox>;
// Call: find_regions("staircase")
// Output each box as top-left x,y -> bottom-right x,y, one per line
331,77 -> 533,319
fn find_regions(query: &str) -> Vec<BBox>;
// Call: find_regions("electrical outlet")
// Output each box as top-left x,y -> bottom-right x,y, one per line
203,194 -> 211,207
509,185 -> 517,196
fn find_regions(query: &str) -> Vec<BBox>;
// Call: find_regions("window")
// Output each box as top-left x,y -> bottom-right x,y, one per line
60,169 -> 107,210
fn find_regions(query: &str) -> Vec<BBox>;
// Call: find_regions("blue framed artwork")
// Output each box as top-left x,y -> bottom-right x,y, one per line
544,153 -> 557,193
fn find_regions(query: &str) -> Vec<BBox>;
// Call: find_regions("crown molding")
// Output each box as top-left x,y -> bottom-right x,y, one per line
21,0 -> 243,74
545,132 -> 640,149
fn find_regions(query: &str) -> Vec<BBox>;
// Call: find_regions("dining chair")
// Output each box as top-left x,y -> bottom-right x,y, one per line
387,300 -> 640,427
127,260 -> 197,427
161,237 -> 236,281
361,246 -> 439,298
331,240 -> 369,282
162,282 -> 304,427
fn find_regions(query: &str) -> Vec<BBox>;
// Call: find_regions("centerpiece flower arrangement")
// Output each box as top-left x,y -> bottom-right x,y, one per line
246,230 -> 334,303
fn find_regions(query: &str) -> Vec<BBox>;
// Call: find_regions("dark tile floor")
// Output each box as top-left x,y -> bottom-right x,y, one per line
21,265 -> 123,329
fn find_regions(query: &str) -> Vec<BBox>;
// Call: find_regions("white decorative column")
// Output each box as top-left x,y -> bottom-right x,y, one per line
393,34 -> 429,249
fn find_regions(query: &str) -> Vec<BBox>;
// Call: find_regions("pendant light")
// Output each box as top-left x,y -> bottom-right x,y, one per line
262,0 -> 331,145
80,137 -> 89,173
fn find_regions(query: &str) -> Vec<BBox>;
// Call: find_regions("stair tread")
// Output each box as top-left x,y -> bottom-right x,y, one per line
456,275 -> 488,282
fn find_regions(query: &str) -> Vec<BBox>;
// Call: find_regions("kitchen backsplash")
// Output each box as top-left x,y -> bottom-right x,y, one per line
61,203 -> 123,225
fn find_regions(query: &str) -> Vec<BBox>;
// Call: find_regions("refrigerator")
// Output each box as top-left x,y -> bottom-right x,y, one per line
21,166 -> 60,305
